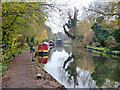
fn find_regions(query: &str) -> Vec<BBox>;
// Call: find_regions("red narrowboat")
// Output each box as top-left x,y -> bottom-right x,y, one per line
37,43 -> 49,55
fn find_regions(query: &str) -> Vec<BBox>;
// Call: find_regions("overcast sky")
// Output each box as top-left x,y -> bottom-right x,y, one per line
45,0 -> 94,34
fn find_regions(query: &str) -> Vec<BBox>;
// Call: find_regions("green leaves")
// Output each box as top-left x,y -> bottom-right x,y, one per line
112,29 -> 120,43
91,23 -> 111,47
0,62 -> 8,72
2,2 -> 47,61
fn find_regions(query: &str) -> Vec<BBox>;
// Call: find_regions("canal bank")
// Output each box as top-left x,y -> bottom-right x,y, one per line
86,46 -> 120,56
2,50 -> 66,89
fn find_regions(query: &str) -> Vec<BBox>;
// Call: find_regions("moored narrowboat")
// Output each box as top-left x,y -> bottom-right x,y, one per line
37,43 -> 49,56
49,40 -> 55,46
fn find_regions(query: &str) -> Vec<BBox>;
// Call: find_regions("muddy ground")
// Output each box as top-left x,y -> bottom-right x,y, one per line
2,50 -> 66,89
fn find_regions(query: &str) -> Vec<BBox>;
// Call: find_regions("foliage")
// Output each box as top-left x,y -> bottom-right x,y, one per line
91,23 -> 111,47
0,62 -> 8,76
77,20 -> 93,45
83,1 -> 120,49
112,29 -> 120,43
105,39 -> 118,48
31,24 -> 47,44
2,2 -> 47,61
45,26 -> 54,41
84,31 -> 94,45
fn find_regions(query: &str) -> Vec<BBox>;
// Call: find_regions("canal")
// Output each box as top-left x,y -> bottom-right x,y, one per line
38,44 -> 120,88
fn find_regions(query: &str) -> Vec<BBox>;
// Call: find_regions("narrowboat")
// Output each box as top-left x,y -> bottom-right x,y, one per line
56,39 -> 63,45
49,40 -> 55,49
49,40 -> 55,46
37,42 -> 49,56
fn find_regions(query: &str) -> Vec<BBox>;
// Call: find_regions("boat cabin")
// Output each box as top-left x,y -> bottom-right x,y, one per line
37,43 -> 49,55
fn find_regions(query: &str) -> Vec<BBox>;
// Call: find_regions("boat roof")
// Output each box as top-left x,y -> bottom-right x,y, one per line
38,44 -> 48,50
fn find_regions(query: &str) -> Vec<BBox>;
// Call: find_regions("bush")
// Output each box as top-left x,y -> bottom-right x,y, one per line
92,42 -> 100,47
104,49 -> 110,53
24,43 -> 28,48
108,45 -> 116,51
112,29 -> 120,43
105,39 -> 118,48
115,44 -> 120,50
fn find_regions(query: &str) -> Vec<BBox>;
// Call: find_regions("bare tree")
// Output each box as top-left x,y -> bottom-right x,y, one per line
63,7 -> 79,40
83,1 -> 120,29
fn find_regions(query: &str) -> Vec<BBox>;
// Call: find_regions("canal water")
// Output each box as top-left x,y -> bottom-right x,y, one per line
38,44 -> 120,88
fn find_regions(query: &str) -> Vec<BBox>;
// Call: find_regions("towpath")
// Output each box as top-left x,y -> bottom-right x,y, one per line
2,50 -> 65,89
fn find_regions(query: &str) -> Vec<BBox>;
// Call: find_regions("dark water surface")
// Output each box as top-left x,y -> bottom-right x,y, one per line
39,45 -> 120,88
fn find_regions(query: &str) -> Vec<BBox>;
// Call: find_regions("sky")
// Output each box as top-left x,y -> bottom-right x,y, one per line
45,0 -> 94,34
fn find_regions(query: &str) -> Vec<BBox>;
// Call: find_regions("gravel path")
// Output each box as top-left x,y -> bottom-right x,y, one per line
2,51 -> 66,89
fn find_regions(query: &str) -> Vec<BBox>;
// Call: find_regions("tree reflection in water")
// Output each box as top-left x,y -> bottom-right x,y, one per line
59,46 -> 120,88
63,54 -> 79,88
91,54 -> 120,88
61,47 -> 96,88
44,44 -> 120,88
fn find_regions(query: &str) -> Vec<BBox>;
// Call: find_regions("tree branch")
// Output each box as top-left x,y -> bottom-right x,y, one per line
85,7 -> 119,16
2,15 -> 19,30
63,25 -> 75,40
2,11 -> 26,17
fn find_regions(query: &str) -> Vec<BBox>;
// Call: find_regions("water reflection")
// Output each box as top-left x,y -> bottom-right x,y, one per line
37,55 -> 48,64
38,44 -> 120,88
60,47 -> 96,88
91,54 -> 120,88
63,54 -> 79,88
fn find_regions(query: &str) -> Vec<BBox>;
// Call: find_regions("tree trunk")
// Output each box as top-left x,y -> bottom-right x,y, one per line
63,25 -> 75,40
